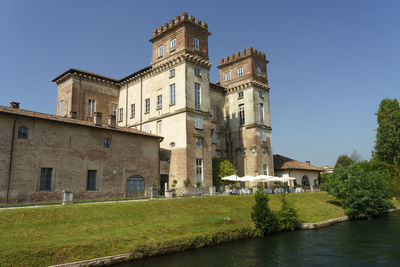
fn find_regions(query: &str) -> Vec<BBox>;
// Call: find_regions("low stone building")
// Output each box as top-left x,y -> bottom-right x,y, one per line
273,154 -> 321,187
0,103 -> 162,204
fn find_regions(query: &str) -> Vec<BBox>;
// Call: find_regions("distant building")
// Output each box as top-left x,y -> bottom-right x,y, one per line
273,154 -> 321,187
319,165 -> 335,173
53,12 -> 274,191
0,103 -> 162,204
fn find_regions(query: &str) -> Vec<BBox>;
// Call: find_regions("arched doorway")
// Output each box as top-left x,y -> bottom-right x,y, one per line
126,176 -> 145,197
302,175 -> 310,186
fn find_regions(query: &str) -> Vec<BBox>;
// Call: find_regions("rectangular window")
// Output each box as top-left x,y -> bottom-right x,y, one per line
59,100 -> 64,116
225,71 -> 231,81
143,124 -> 150,133
261,129 -> 267,142
119,108 -> 123,122
195,115 -> 203,129
39,168 -> 52,191
145,98 -> 150,113
104,138 -> 110,148
194,68 -> 201,76
238,91 -> 244,99
195,83 -> 201,109
87,170 -> 96,191
170,84 -> 176,105
239,104 -> 245,126
257,66 -> 262,76
170,69 -> 175,78
110,103 -> 118,116
193,37 -> 199,50
170,39 -> 176,51
260,103 -> 264,124
130,104 -> 135,118
88,99 -> 96,117
237,67 -> 243,77
18,126 -> 28,139
263,164 -> 268,175
211,129 -> 217,144
157,95 -> 162,110
158,46 -> 164,57
196,158 -> 203,182
211,107 -> 216,122
259,91 -> 264,98
156,120 -> 162,135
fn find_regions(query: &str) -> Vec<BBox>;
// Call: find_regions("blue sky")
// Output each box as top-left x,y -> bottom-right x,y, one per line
1,0 -> 399,166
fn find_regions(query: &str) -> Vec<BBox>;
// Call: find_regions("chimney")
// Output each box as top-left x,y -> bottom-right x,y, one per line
305,161 -> 310,165
108,114 -> 116,128
69,111 -> 77,119
94,112 -> 102,126
10,102 -> 20,109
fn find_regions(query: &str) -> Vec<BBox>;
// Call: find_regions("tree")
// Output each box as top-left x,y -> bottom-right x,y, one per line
277,194 -> 299,231
335,155 -> 354,168
212,157 -> 237,186
323,161 -> 393,219
350,150 -> 362,162
251,187 -> 278,236
373,98 -> 400,165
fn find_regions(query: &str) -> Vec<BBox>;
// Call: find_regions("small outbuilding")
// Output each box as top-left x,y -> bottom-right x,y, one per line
273,154 -> 321,188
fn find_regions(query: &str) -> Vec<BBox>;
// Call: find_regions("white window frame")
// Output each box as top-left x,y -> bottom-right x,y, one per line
156,120 -> 162,135
157,95 -> 162,110
239,104 -> 245,126
196,158 -> 203,183
111,103 -> 118,116
119,108 -> 123,122
170,39 -> 176,51
193,37 -> 199,50
59,100 -> 64,116
195,83 -> 201,110
158,45 -> 164,57
238,91 -> 244,99
263,164 -> 268,175
225,71 -> 231,81
257,66 -> 262,76
130,104 -> 135,118
88,99 -> 96,117
194,68 -> 201,76
195,115 -> 203,129
145,98 -> 150,113
170,83 -> 176,105
170,69 -> 175,78
237,67 -> 243,77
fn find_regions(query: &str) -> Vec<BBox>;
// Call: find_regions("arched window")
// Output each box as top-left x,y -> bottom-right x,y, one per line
302,176 -> 309,186
17,126 -> 28,139
126,176 -> 145,192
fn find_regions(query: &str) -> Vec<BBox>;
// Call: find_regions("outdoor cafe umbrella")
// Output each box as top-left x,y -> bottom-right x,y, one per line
254,175 -> 275,182
221,175 -> 239,182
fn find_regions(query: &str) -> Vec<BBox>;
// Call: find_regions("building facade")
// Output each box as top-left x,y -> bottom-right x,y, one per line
0,104 -> 162,204
53,12 -> 274,190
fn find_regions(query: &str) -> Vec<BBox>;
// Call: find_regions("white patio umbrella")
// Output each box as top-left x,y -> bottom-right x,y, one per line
221,175 -> 240,181
239,175 -> 255,182
254,175 -> 274,182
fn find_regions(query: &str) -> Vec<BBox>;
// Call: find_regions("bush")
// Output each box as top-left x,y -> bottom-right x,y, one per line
212,157 -> 237,186
335,155 -> 354,168
324,161 -> 394,219
251,187 -> 277,236
278,194 -> 299,231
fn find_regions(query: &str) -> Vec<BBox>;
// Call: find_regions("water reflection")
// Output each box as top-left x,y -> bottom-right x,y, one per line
116,213 -> 400,267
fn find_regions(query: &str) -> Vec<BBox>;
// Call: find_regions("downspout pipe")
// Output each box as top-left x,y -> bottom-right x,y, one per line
6,117 -> 18,204
140,77 -> 143,130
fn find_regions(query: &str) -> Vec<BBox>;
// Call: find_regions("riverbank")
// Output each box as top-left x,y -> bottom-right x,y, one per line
0,192 -> 397,266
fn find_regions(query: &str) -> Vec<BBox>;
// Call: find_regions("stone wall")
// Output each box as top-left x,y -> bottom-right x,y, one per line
0,113 -> 160,203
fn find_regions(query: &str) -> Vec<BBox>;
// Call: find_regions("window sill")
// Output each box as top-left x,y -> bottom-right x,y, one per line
169,103 -> 176,106
130,116 -> 135,119
144,112 -> 150,115
156,107 -> 162,111
169,76 -> 175,79
195,128 -> 203,131
238,97 -> 243,100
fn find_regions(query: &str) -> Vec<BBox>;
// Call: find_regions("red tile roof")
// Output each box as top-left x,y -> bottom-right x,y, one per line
0,105 -> 162,140
273,154 -> 321,171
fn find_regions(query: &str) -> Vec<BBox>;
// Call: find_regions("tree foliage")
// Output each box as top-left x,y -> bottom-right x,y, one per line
373,98 -> 400,165
277,194 -> 299,231
335,155 -> 354,168
251,187 -> 278,236
212,157 -> 237,186
323,162 -> 393,219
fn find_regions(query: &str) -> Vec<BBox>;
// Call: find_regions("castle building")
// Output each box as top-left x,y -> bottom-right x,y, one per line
52,12 -> 273,191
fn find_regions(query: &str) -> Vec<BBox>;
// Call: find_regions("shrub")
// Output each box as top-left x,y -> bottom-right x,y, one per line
251,187 -> 277,236
335,154 -> 354,168
212,157 -> 237,186
278,194 -> 299,231
324,161 -> 394,219
183,179 -> 191,188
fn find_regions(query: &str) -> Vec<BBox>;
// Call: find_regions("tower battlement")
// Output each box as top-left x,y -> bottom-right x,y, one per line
218,47 -> 266,66
151,12 -> 208,39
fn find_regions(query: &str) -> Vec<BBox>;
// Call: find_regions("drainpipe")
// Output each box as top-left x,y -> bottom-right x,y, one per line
140,77 -> 143,130
6,118 -> 18,204
125,83 -> 128,127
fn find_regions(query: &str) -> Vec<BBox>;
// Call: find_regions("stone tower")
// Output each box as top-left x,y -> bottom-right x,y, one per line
217,47 -> 274,177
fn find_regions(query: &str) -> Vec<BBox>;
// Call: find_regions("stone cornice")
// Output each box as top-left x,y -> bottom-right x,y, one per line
226,81 -> 270,93
209,82 -> 227,94
245,123 -> 272,131
54,71 -> 120,89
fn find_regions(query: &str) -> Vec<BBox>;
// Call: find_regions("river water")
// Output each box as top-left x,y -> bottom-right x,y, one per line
117,212 -> 400,266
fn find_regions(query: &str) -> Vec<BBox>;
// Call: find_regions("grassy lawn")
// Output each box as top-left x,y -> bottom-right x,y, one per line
0,192 -> 344,266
